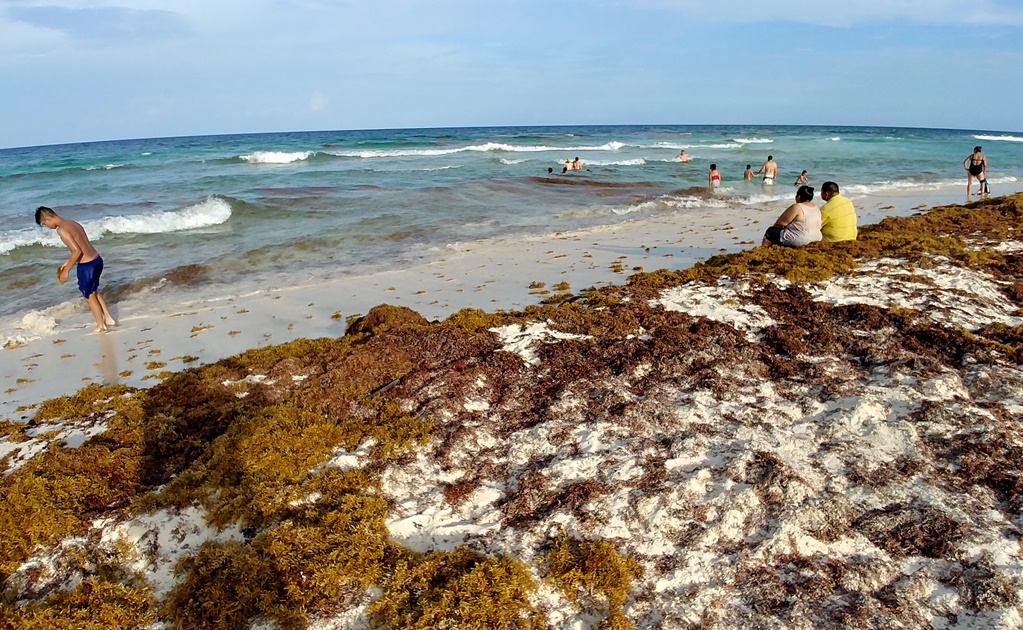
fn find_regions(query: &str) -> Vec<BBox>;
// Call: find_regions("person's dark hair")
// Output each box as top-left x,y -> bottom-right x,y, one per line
746,164 -> 751,169
35,206 -> 56,226
974,146 -> 982,152
796,185 -> 814,203
801,170 -> 807,175
821,181 -> 840,196
768,155 -> 773,160
710,164 -> 717,170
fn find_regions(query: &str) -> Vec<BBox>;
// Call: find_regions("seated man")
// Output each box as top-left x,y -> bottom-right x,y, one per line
819,181 -> 857,242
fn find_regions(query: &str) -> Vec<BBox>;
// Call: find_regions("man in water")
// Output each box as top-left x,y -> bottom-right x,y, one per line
819,181 -> 857,242
678,150 -> 692,163
755,156 -> 778,185
572,157 -> 583,170
35,206 -> 116,332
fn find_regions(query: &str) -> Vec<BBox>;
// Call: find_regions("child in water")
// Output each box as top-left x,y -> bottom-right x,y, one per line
709,164 -> 722,189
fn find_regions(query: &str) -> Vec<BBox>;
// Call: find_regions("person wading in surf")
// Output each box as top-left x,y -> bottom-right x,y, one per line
36,206 -> 116,332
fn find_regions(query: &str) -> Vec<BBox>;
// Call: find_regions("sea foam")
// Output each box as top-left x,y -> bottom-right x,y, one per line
85,197 -> 233,236
334,140 -> 627,159
0,198 -> 233,255
241,151 -> 315,164
974,134 -> 1023,143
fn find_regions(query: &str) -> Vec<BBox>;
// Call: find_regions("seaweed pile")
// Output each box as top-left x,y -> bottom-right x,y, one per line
2,195 -> 1023,629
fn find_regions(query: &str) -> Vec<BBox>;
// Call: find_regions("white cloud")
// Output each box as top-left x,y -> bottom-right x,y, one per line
309,89 -> 328,113
3,4 -> 188,40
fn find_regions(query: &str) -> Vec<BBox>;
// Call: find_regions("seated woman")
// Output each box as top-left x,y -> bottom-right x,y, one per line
761,185 -> 822,248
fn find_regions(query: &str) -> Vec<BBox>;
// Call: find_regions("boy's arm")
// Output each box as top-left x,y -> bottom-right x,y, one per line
56,227 -> 83,274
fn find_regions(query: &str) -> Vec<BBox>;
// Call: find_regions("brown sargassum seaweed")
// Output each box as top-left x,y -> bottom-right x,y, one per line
2,194 -> 1023,628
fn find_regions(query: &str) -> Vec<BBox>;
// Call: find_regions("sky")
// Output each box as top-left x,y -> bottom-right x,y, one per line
2,0 -> 1023,148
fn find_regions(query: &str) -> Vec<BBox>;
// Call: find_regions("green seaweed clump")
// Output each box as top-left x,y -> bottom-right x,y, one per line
164,468 -> 393,630
0,384 -> 148,580
0,578 -> 154,629
368,547 -> 545,629
338,401 -> 432,462
444,307 -> 512,332
149,405 -> 359,528
543,532 -> 641,630
148,401 -> 430,528
631,244 -> 858,287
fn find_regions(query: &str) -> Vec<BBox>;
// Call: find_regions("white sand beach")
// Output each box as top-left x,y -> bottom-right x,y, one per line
2,189 -> 1023,628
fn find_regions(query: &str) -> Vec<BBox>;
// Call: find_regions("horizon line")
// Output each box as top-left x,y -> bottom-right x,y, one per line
3,122 -> 1022,152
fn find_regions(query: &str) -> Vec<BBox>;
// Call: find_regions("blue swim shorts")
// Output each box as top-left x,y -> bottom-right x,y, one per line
77,256 -> 104,298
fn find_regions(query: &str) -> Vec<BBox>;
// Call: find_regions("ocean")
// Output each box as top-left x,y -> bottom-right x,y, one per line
1,124 -> 1021,346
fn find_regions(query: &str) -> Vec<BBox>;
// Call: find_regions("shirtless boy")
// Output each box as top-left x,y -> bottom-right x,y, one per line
35,206 -> 116,332
755,155 -> 779,185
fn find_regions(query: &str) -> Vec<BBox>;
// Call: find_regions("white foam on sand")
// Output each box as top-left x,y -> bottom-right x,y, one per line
3,506 -> 244,602
652,278 -> 777,342
489,322 -> 592,367
1,410 -> 113,475
806,256 -> 1023,330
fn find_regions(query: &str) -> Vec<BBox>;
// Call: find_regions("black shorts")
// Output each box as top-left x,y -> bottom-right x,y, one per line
764,226 -> 784,246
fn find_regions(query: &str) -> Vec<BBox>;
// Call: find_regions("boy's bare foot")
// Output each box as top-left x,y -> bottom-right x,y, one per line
92,325 -> 108,333
104,317 -> 117,326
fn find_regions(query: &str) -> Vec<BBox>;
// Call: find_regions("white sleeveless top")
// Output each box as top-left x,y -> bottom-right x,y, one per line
780,202 -> 823,246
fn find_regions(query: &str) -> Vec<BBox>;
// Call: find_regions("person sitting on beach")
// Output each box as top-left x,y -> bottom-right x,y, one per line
819,181 -> 857,242
572,157 -> 583,171
755,155 -> 778,185
744,164 -> 754,181
761,185 -> 821,248
35,206 -> 116,332
678,150 -> 692,163
795,170 -> 809,186
708,163 -> 722,190
964,146 -> 989,196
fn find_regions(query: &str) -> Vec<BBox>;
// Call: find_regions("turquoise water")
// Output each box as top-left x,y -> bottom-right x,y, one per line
1,124 -> 1021,330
